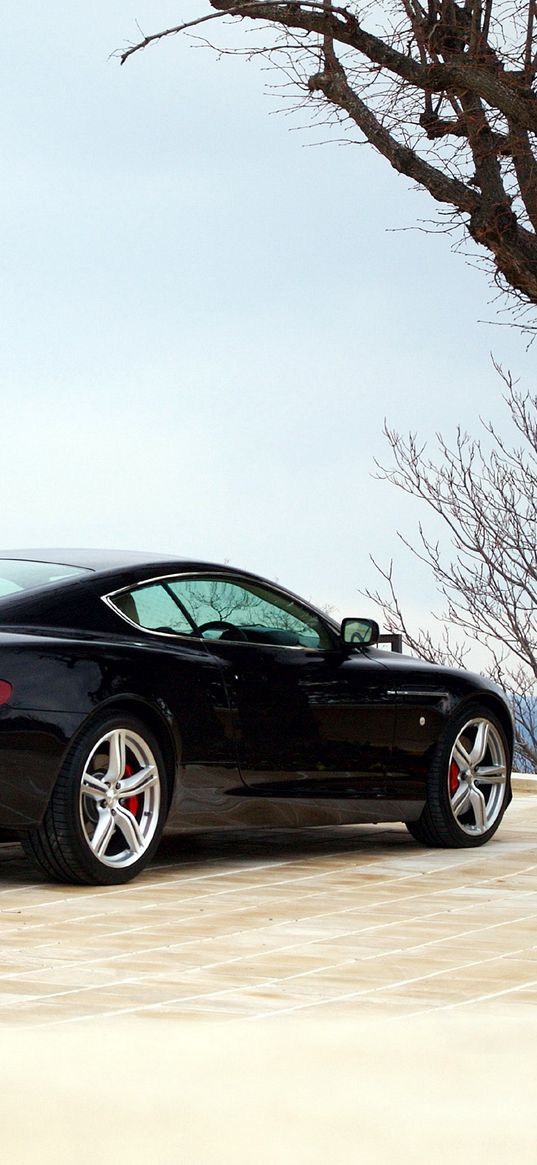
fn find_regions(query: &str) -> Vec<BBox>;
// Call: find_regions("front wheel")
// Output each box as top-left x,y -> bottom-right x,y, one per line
22,714 -> 168,884
406,704 -> 511,848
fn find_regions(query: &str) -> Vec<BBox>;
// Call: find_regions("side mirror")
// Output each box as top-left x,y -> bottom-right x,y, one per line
341,618 -> 379,648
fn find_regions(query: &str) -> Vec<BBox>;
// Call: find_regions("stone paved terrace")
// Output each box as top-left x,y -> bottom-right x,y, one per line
0,784 -> 534,1026
1,786 -> 537,1164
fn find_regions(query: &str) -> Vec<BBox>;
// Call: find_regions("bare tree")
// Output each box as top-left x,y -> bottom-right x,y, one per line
120,1 -> 537,319
365,366 -> 537,769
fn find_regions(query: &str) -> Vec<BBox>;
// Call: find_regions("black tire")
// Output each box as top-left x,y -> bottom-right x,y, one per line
405,814 -> 439,846
22,714 -> 168,885
406,702 -> 511,849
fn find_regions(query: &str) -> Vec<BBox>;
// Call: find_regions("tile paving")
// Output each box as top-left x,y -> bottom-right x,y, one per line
0,786 -> 535,1026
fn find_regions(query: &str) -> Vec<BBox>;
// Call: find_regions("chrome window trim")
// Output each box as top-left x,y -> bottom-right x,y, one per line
101,571 -> 338,652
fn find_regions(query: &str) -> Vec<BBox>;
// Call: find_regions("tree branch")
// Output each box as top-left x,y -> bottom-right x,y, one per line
120,0 -> 537,134
118,1 -> 537,315
308,63 -> 480,213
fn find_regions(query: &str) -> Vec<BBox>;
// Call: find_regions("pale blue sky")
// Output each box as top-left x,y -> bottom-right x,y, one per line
1,3 -> 533,632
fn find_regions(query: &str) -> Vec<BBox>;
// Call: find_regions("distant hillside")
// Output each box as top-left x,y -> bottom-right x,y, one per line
511,695 -> 537,774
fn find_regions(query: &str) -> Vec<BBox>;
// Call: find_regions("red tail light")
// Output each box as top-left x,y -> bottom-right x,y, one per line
0,681 -> 12,706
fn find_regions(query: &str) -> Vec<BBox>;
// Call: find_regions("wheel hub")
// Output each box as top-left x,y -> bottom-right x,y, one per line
79,728 -> 161,869
448,716 -> 508,837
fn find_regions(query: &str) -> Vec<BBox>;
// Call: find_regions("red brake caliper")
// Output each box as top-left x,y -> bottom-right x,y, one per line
449,760 -> 460,796
122,763 -> 140,818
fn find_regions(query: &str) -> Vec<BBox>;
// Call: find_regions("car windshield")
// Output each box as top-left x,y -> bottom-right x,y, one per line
0,559 -> 91,598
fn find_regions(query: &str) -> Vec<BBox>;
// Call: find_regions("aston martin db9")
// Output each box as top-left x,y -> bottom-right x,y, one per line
0,550 -> 513,884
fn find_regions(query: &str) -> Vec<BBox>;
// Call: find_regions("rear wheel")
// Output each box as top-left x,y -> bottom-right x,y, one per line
22,714 -> 168,884
406,704 -> 511,848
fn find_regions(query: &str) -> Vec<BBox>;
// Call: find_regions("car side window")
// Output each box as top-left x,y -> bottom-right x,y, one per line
111,583 -> 195,635
168,577 -> 333,649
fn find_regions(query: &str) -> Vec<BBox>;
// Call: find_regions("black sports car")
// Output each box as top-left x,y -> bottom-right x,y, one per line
0,550 -> 513,885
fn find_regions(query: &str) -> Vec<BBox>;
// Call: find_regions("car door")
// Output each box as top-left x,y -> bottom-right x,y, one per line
168,573 -> 397,797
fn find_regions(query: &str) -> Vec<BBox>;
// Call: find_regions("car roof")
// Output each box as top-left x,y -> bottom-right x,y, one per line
0,549 -> 189,572
0,549 -> 342,641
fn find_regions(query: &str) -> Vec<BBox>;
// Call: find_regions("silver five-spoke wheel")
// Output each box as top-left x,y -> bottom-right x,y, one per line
406,702 -> 511,849
22,714 -> 168,884
80,728 -> 161,869
448,717 -> 507,836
